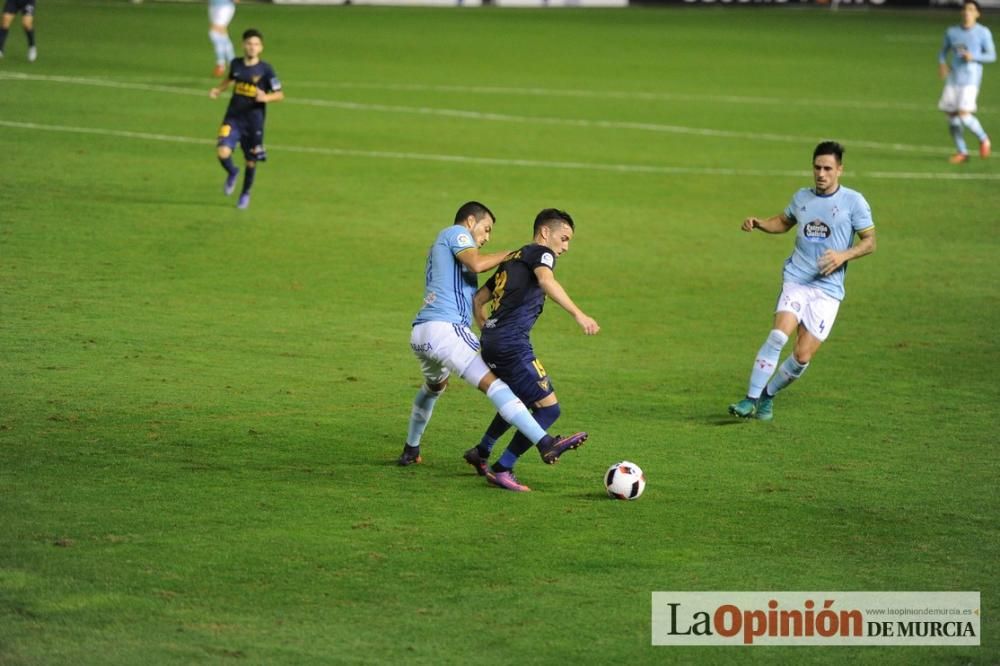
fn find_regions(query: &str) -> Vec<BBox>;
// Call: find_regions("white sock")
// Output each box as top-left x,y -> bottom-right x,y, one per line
765,355 -> 809,396
950,116 -> 969,154
406,384 -> 443,447
960,115 -> 988,142
747,329 -> 788,399
486,380 -> 546,445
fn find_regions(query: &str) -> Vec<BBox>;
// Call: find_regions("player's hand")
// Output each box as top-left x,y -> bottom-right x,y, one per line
818,249 -> 845,276
255,89 -> 268,102
576,314 -> 600,335
939,62 -> 950,79
961,50 -> 975,63
209,88 -> 220,99
741,217 -> 760,232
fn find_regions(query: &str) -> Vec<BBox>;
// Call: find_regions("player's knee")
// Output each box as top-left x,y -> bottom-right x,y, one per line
245,159 -> 257,168
217,146 -> 232,159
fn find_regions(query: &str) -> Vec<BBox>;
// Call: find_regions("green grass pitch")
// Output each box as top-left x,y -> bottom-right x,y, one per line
1,1 -> 998,663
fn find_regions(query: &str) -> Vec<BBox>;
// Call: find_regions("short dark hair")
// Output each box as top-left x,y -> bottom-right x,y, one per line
813,141 -> 845,164
964,0 -> 981,12
243,28 -> 263,42
533,208 -> 574,235
454,201 -> 495,225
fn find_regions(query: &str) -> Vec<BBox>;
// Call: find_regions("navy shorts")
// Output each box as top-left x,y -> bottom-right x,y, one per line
3,0 -> 35,15
217,115 -> 268,162
481,343 -> 554,407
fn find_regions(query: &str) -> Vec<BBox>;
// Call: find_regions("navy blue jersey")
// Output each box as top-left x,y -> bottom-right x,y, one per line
224,58 -> 281,121
480,243 -> 557,349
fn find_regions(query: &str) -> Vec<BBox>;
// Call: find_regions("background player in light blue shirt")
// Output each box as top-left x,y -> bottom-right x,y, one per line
729,142 -> 876,422
208,0 -> 238,78
938,0 -> 995,163
403,202 -> 589,468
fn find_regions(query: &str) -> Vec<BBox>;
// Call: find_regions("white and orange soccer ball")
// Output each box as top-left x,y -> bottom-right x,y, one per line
604,461 -> 645,500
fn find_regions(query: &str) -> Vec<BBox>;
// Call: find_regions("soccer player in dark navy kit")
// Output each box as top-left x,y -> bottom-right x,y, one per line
466,209 -> 600,492
0,0 -> 38,62
209,28 -> 283,209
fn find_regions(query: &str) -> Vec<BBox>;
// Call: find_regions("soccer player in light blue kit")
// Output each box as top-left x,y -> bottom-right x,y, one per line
729,142 -> 876,421
208,0 -> 238,78
938,0 -> 995,163
402,201 -> 588,466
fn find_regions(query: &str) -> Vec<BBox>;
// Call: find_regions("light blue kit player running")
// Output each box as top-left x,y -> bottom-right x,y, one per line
729,141 -> 877,422
938,0 -> 995,163
402,201 -> 588,467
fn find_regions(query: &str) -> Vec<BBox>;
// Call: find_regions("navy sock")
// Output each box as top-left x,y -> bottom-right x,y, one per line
219,156 -> 237,175
494,403 -> 560,471
0,28 -> 9,50
241,165 -> 256,194
25,29 -> 34,48
477,413 -> 510,457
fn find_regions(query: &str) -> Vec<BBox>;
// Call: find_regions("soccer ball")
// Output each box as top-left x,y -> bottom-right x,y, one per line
604,461 -> 645,500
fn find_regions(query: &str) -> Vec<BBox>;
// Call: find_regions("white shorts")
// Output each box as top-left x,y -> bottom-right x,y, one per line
938,84 -> 980,113
410,321 -> 490,387
775,281 -> 841,342
208,3 -> 236,28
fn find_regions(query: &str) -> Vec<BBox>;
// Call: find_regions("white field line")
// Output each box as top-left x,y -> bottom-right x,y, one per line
3,119 -> 999,181
0,72 -> 951,154
19,72 -> 942,113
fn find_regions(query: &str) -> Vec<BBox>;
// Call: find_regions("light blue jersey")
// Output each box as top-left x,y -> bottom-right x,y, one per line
209,0 -> 235,7
782,186 -> 874,301
940,23 -> 996,87
413,225 -> 479,327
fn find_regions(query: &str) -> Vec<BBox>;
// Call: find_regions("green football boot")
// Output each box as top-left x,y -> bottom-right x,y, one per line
728,398 -> 757,419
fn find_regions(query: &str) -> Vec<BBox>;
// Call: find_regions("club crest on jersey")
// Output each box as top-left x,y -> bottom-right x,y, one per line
804,219 -> 831,242
540,252 -> 554,268
252,75 -> 262,83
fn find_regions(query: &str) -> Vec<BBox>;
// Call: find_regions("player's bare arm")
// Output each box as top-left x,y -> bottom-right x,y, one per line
209,79 -> 233,99
818,227 -> 877,276
456,248 -> 511,274
742,213 -> 794,234
473,285 -> 493,331
534,267 -> 600,335
256,89 -> 284,103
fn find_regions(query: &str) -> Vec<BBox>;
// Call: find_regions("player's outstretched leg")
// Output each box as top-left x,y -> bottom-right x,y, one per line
537,432 -> 588,464
728,397 -> 757,418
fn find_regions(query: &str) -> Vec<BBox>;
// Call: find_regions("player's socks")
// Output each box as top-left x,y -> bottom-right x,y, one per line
765,355 -> 809,396
209,30 -> 230,67
406,384 -> 444,448
747,329 -> 788,399
477,413 -> 510,457
949,116 -> 969,155
485,380 -> 546,444
241,165 -> 256,195
219,155 -> 237,175
0,28 -> 9,51
24,28 -> 34,48
492,403 -> 562,471
960,114 -> 988,142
